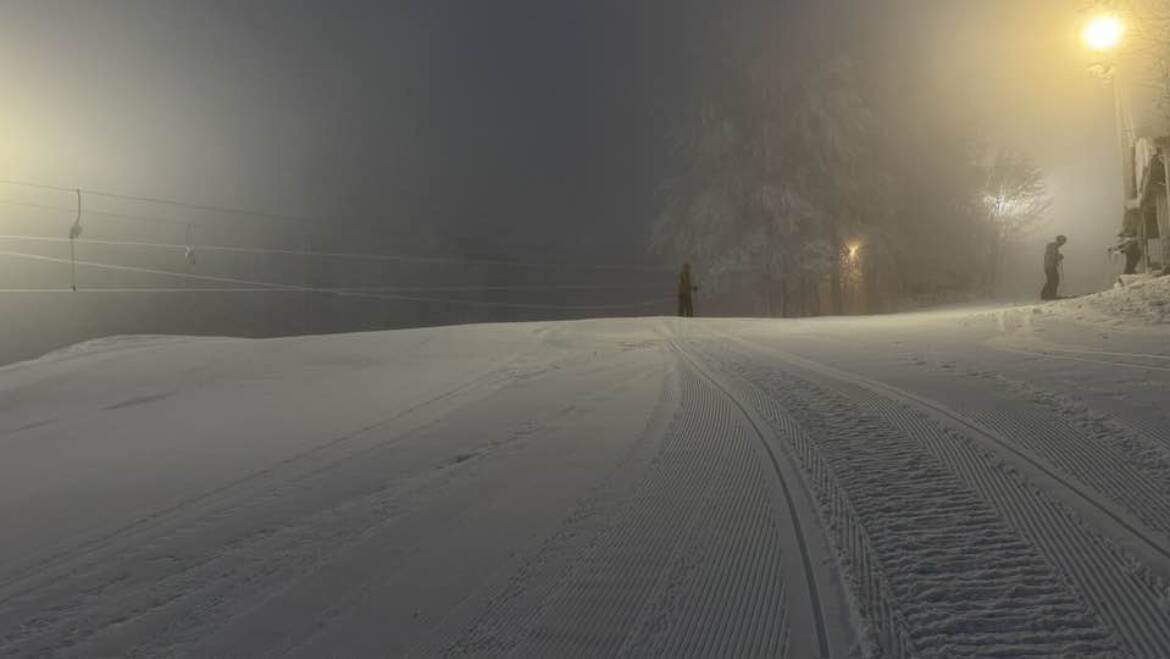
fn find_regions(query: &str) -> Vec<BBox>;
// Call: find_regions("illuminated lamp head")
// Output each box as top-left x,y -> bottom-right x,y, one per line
1083,14 -> 1124,52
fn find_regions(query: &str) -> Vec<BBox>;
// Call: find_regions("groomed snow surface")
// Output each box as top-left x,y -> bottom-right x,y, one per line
2,297 -> 1170,657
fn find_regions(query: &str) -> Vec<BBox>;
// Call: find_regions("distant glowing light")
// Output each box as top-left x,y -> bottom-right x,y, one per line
846,243 -> 861,260
985,193 -> 1026,217
1083,15 -> 1125,52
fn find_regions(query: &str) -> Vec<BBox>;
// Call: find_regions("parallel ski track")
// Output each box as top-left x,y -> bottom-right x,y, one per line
724,337 -> 1170,657
463,344 -> 805,657
1097,407 -> 1170,456
696,340 -> 1121,656
762,343 -> 1170,563
514,352 -> 792,657
681,342 -> 914,657
986,341 -> 1170,454
996,344 -> 1170,374
918,378 -> 1170,542
670,341 -> 832,658
1010,345 -> 1170,362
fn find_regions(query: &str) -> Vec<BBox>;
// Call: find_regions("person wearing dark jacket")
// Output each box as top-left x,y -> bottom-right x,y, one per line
1110,232 -> 1142,275
1040,235 -> 1067,300
677,263 -> 697,317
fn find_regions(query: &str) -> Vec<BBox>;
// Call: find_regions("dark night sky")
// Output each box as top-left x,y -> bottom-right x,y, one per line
0,0 -> 1130,279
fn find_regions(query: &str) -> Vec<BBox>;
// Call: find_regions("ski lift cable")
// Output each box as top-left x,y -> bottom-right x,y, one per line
0,285 -> 661,294
0,236 -> 661,292
0,198 -> 76,214
0,249 -> 672,310
0,179 -> 641,260
0,233 -> 674,274
0,197 -> 654,272
0,250 -> 672,311
0,287 -> 308,294
0,197 -> 288,230
0,205 -> 673,273
0,180 -> 675,272
0,178 -> 312,226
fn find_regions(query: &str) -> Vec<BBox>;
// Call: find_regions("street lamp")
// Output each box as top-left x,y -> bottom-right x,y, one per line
1083,13 -> 1125,52
1082,5 -> 1135,248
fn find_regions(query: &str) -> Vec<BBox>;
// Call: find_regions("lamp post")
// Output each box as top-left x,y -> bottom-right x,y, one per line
844,242 -> 861,313
1083,8 -> 1132,199
1083,5 -> 1145,270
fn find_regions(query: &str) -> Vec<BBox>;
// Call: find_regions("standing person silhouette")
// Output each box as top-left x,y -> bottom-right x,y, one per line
1110,231 -> 1142,275
1040,235 -> 1067,300
677,263 -> 698,317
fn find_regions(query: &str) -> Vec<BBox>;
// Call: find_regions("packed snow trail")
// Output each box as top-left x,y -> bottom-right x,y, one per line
2,307 -> 1170,657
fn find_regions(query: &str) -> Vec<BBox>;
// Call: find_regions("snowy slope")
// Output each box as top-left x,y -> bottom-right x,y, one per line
1051,274 -> 1170,326
2,309 -> 1170,657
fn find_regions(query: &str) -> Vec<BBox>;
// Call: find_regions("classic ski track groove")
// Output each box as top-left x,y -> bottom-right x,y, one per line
701,341 -> 1123,655
995,345 -> 1170,374
682,343 -> 915,657
670,340 -> 833,658
446,342 -> 803,657
9,323 -> 1170,657
896,348 -> 1170,548
517,357 -> 791,656
929,380 -> 1170,542
723,335 -> 1170,657
1004,344 -> 1170,362
759,341 -> 1170,562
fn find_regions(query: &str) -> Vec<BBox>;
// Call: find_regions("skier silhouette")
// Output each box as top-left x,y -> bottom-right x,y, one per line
1040,235 -> 1067,300
677,263 -> 698,317
1110,231 -> 1142,275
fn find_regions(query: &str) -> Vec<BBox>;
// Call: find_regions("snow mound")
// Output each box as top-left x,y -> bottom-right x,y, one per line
1050,275 -> 1170,326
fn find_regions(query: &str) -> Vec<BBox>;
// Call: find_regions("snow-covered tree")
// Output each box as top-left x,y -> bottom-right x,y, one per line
652,54 -> 872,316
653,9 -> 1052,315
978,149 -> 1052,293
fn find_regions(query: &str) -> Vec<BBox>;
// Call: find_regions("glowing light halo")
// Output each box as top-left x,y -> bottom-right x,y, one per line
1083,14 -> 1125,52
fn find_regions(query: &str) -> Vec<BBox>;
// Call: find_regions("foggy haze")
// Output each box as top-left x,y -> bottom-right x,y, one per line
7,5 -> 1170,655
0,0 -> 1145,362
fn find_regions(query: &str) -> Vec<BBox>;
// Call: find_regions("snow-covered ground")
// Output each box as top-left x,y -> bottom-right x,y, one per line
2,298 -> 1170,657
1047,274 -> 1170,327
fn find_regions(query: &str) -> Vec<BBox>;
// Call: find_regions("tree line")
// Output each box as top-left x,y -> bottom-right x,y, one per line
651,17 -> 1050,317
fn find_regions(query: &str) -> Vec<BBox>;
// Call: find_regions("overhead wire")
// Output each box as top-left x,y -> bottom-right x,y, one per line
0,198 -> 76,215
0,198 -> 224,230
0,178 -> 675,313
0,178 -> 312,226
0,232 -> 673,272
0,285 -> 660,294
0,249 -> 672,311
0,180 -> 675,272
